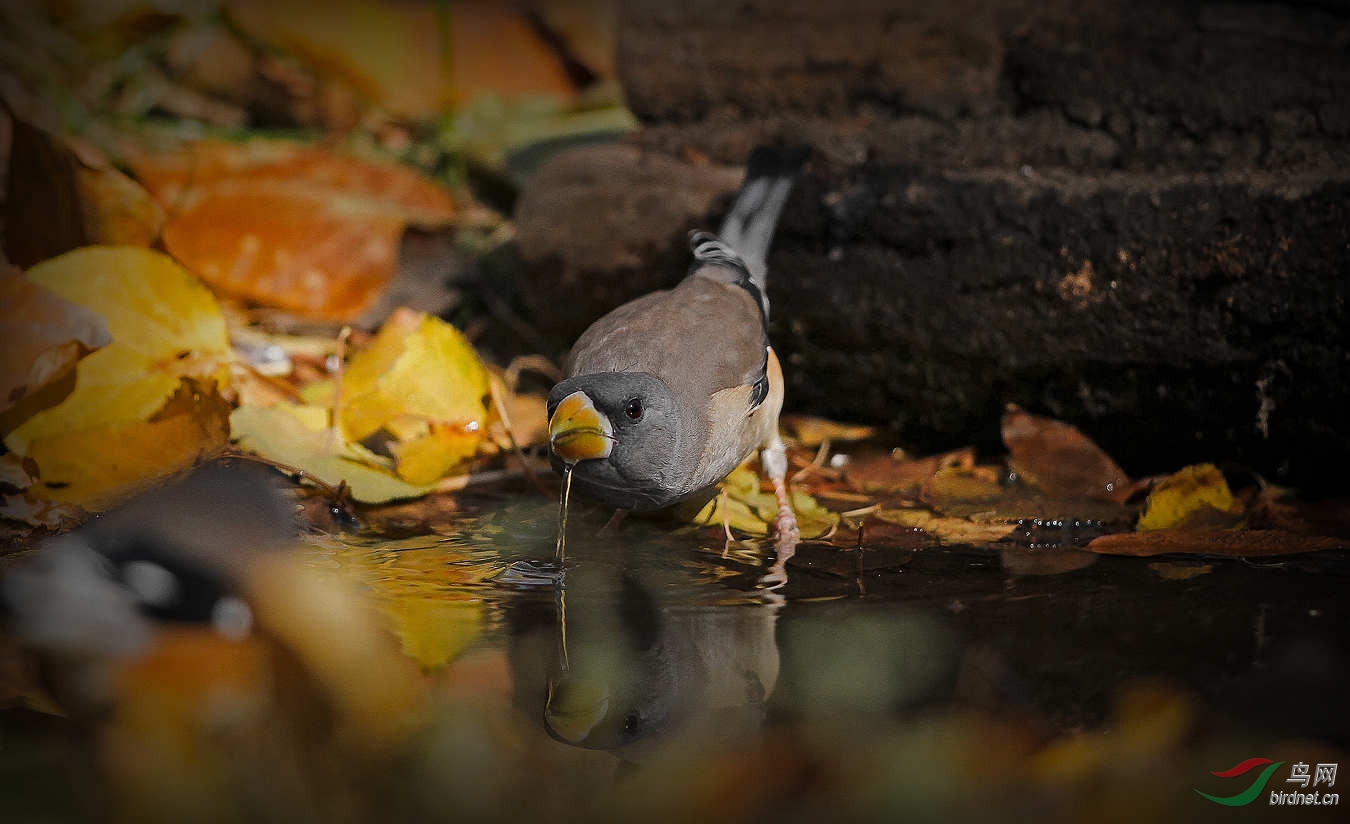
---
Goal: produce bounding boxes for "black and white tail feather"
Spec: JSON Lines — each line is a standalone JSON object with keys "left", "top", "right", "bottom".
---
{"left": 689, "top": 145, "right": 808, "bottom": 319}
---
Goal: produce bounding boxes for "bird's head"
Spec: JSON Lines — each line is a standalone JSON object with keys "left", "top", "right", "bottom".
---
{"left": 546, "top": 371, "right": 686, "bottom": 510}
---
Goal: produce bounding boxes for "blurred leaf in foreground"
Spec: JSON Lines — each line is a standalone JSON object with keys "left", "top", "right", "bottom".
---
{"left": 226, "top": 0, "right": 577, "bottom": 119}
{"left": 127, "top": 139, "right": 455, "bottom": 321}
{"left": 0, "top": 264, "right": 109, "bottom": 416}
{"left": 0, "top": 101, "right": 164, "bottom": 267}
{"left": 26, "top": 379, "right": 230, "bottom": 511}
{"left": 4, "top": 247, "right": 231, "bottom": 510}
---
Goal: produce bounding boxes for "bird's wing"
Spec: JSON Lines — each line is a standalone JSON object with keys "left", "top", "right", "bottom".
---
{"left": 566, "top": 274, "right": 769, "bottom": 414}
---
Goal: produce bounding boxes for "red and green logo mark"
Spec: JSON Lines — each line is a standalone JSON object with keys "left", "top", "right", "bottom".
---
{"left": 1195, "top": 758, "right": 1285, "bottom": 806}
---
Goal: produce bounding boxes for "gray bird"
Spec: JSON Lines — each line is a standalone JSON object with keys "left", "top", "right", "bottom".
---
{"left": 547, "top": 146, "right": 807, "bottom": 543}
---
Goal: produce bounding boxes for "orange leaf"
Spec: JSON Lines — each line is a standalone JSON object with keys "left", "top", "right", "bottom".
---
{"left": 162, "top": 184, "right": 406, "bottom": 320}
{"left": 127, "top": 140, "right": 454, "bottom": 227}
{"left": 128, "top": 140, "right": 455, "bottom": 320}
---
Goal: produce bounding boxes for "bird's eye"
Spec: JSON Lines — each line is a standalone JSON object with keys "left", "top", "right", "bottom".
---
{"left": 623, "top": 398, "right": 643, "bottom": 421}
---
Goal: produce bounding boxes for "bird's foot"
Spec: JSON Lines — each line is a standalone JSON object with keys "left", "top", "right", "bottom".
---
{"left": 762, "top": 475, "right": 799, "bottom": 588}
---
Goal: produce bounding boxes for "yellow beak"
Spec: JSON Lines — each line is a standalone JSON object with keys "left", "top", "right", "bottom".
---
{"left": 548, "top": 391, "right": 613, "bottom": 464}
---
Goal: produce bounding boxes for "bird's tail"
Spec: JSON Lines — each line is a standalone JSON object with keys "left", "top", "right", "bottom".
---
{"left": 716, "top": 145, "right": 809, "bottom": 290}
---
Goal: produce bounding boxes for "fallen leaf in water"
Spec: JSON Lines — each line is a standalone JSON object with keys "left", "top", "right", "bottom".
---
{"left": 1087, "top": 528, "right": 1344, "bottom": 557}
{"left": 0, "top": 265, "right": 109, "bottom": 416}
{"left": 126, "top": 139, "right": 455, "bottom": 320}
{"left": 874, "top": 508, "right": 1015, "bottom": 544}
{"left": 1002, "top": 407, "right": 1131, "bottom": 501}
{"left": 1, "top": 105, "right": 163, "bottom": 267}
{"left": 687, "top": 465, "right": 839, "bottom": 539}
{"left": 1136, "top": 464, "right": 1242, "bottom": 531}
{"left": 1147, "top": 561, "right": 1214, "bottom": 580}
{"left": 780, "top": 414, "right": 876, "bottom": 447}
{"left": 229, "top": 403, "right": 435, "bottom": 504}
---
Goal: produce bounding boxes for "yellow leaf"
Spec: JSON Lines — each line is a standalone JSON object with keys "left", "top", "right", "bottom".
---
{"left": 687, "top": 465, "right": 839, "bottom": 539}
{"left": 25, "top": 379, "right": 230, "bottom": 511}
{"left": 1136, "top": 464, "right": 1239, "bottom": 531}
{"left": 780, "top": 413, "right": 876, "bottom": 447}
{"left": 390, "top": 424, "right": 481, "bottom": 485}
{"left": 340, "top": 309, "right": 488, "bottom": 442}
{"left": 230, "top": 404, "right": 434, "bottom": 503}
{"left": 6, "top": 247, "right": 230, "bottom": 455}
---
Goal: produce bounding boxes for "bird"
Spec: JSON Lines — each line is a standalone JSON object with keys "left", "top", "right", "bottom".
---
{"left": 546, "top": 146, "right": 808, "bottom": 547}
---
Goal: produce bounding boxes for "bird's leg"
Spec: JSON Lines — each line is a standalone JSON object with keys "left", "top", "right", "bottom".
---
{"left": 719, "top": 488, "right": 734, "bottom": 548}
{"left": 760, "top": 435, "right": 799, "bottom": 584}
{"left": 598, "top": 508, "right": 628, "bottom": 535}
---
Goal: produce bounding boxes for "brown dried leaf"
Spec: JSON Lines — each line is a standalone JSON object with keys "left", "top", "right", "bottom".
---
{"left": 0, "top": 265, "right": 110, "bottom": 414}
{"left": 1002, "top": 407, "right": 1131, "bottom": 501}
{"left": 1087, "top": 529, "right": 1345, "bottom": 558}
{"left": 844, "top": 447, "right": 975, "bottom": 497}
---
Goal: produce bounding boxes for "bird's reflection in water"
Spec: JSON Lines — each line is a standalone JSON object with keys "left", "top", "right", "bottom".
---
{"left": 506, "top": 547, "right": 781, "bottom": 764}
